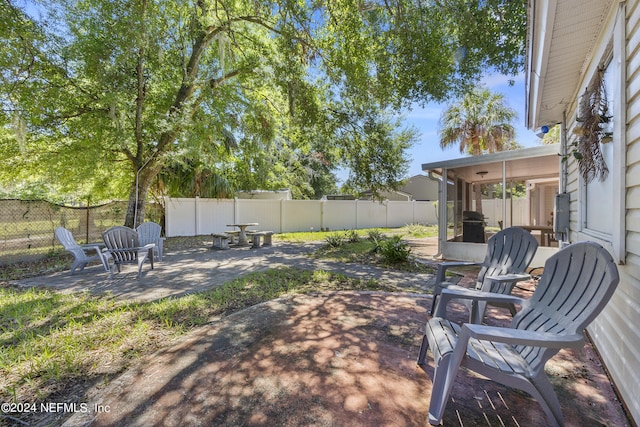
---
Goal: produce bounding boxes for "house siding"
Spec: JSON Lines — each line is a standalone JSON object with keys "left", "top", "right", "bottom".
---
{"left": 559, "top": 1, "right": 640, "bottom": 422}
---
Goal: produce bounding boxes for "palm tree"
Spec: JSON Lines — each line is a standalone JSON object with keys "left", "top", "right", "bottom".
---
{"left": 439, "top": 87, "right": 517, "bottom": 214}
{"left": 439, "top": 87, "right": 517, "bottom": 155}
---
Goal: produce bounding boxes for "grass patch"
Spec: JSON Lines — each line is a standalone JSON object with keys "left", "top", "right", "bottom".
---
{"left": 314, "top": 234, "right": 433, "bottom": 274}
{"left": 276, "top": 225, "right": 437, "bottom": 243}
{"left": 401, "top": 223, "right": 438, "bottom": 238}
{"left": 276, "top": 227, "right": 397, "bottom": 243}
{"left": 0, "top": 267, "right": 397, "bottom": 416}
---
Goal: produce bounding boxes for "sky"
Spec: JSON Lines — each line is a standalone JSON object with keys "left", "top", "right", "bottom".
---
{"left": 400, "top": 72, "right": 542, "bottom": 177}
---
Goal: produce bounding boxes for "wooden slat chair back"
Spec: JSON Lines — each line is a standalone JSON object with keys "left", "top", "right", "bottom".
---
{"left": 136, "top": 221, "right": 165, "bottom": 261}
{"left": 431, "top": 226, "right": 539, "bottom": 322}
{"left": 55, "top": 226, "right": 108, "bottom": 274}
{"left": 102, "top": 226, "right": 155, "bottom": 279}
{"left": 418, "top": 241, "right": 620, "bottom": 426}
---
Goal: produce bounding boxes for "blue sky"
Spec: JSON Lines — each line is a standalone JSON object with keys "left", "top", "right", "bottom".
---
{"left": 401, "top": 72, "right": 541, "bottom": 177}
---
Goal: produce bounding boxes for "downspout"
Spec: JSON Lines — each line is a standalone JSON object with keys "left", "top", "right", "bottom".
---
{"left": 561, "top": 111, "right": 568, "bottom": 194}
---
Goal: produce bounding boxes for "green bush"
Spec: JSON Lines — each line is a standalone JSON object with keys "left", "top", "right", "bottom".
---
{"left": 379, "top": 235, "right": 411, "bottom": 264}
{"left": 345, "top": 229, "right": 360, "bottom": 243}
{"left": 367, "top": 229, "right": 385, "bottom": 254}
{"left": 367, "top": 229, "right": 385, "bottom": 242}
{"left": 402, "top": 223, "right": 434, "bottom": 237}
{"left": 325, "top": 232, "right": 345, "bottom": 248}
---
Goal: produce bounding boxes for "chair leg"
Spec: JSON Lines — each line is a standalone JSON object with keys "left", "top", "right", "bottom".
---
{"left": 70, "top": 259, "right": 83, "bottom": 275}
{"left": 427, "top": 352, "right": 455, "bottom": 425}
{"left": 417, "top": 334, "right": 430, "bottom": 365}
{"left": 528, "top": 374, "right": 564, "bottom": 427}
{"left": 469, "top": 300, "right": 487, "bottom": 324}
{"left": 426, "top": 320, "right": 466, "bottom": 426}
{"left": 429, "top": 293, "right": 439, "bottom": 316}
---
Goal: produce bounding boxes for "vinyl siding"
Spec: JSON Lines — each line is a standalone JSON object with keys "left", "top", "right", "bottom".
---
{"left": 590, "top": 0, "right": 640, "bottom": 422}
{"left": 560, "top": 1, "right": 640, "bottom": 422}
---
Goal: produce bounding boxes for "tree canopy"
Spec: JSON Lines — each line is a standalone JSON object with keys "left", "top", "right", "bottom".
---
{"left": 439, "top": 86, "right": 519, "bottom": 155}
{"left": 0, "top": 0, "right": 527, "bottom": 226}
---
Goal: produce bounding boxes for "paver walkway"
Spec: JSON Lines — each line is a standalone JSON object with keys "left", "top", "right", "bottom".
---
{"left": 13, "top": 238, "right": 441, "bottom": 302}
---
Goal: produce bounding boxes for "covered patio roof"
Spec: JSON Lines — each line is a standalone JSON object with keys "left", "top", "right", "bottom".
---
{"left": 421, "top": 144, "right": 560, "bottom": 183}
{"left": 526, "top": 0, "right": 615, "bottom": 129}
{"left": 421, "top": 145, "right": 561, "bottom": 264}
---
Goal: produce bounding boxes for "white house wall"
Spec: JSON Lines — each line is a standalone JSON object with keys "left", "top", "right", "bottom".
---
{"left": 557, "top": 1, "right": 640, "bottom": 421}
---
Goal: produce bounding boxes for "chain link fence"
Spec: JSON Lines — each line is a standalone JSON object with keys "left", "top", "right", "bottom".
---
{"left": 0, "top": 199, "right": 164, "bottom": 265}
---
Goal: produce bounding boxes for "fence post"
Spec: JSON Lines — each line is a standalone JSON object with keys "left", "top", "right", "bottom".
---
{"left": 413, "top": 200, "right": 417, "bottom": 224}
{"left": 195, "top": 196, "right": 200, "bottom": 236}
{"left": 85, "top": 205, "right": 90, "bottom": 243}
{"left": 355, "top": 199, "right": 358, "bottom": 229}
{"left": 385, "top": 200, "right": 389, "bottom": 228}
{"left": 280, "top": 199, "right": 285, "bottom": 233}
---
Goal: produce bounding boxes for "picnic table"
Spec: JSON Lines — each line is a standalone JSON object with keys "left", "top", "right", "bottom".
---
{"left": 226, "top": 223, "right": 258, "bottom": 246}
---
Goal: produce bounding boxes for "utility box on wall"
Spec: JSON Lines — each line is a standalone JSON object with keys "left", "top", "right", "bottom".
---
{"left": 553, "top": 193, "right": 570, "bottom": 240}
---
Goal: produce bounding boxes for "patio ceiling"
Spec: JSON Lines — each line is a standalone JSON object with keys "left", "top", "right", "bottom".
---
{"left": 421, "top": 145, "right": 560, "bottom": 184}
{"left": 526, "top": 0, "right": 615, "bottom": 129}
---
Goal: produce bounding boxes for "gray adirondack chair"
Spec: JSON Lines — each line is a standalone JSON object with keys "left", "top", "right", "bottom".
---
{"left": 102, "top": 226, "right": 155, "bottom": 279}
{"left": 55, "top": 227, "right": 109, "bottom": 274}
{"left": 430, "top": 226, "right": 538, "bottom": 323}
{"left": 135, "top": 221, "right": 165, "bottom": 261}
{"left": 417, "top": 241, "right": 620, "bottom": 426}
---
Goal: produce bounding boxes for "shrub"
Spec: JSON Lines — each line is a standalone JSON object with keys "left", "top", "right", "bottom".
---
{"left": 367, "top": 229, "right": 385, "bottom": 254}
{"left": 367, "top": 229, "right": 385, "bottom": 242}
{"left": 345, "top": 229, "right": 360, "bottom": 243}
{"left": 402, "top": 223, "right": 432, "bottom": 237}
{"left": 379, "top": 235, "right": 411, "bottom": 264}
{"left": 325, "top": 232, "right": 345, "bottom": 248}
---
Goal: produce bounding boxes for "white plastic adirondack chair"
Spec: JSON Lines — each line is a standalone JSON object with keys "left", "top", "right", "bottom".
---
{"left": 55, "top": 227, "right": 109, "bottom": 274}
{"left": 430, "top": 226, "right": 538, "bottom": 323}
{"left": 102, "top": 226, "right": 155, "bottom": 279}
{"left": 136, "top": 221, "right": 165, "bottom": 261}
{"left": 417, "top": 241, "right": 620, "bottom": 426}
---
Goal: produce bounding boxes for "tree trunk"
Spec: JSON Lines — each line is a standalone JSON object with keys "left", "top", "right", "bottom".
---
{"left": 124, "top": 167, "right": 158, "bottom": 229}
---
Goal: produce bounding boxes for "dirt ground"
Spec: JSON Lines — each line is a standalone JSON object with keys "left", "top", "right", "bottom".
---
{"left": 63, "top": 289, "right": 630, "bottom": 427}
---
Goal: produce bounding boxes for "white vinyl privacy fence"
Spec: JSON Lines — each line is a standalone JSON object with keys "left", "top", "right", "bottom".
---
{"left": 164, "top": 197, "right": 439, "bottom": 236}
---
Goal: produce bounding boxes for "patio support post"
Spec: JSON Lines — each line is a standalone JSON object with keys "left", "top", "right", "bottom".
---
{"left": 502, "top": 161, "right": 507, "bottom": 227}
{"left": 438, "top": 168, "right": 448, "bottom": 256}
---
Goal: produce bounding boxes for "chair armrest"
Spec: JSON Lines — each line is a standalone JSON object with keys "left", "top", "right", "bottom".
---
{"left": 80, "top": 243, "right": 105, "bottom": 255}
{"left": 460, "top": 323, "right": 585, "bottom": 349}
{"left": 435, "top": 261, "right": 482, "bottom": 283}
{"left": 433, "top": 287, "right": 525, "bottom": 318}
{"left": 104, "top": 244, "right": 155, "bottom": 255}
{"left": 485, "top": 273, "right": 531, "bottom": 284}
{"left": 81, "top": 242, "right": 105, "bottom": 249}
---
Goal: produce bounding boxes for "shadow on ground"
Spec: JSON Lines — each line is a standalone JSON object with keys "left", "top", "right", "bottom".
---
{"left": 64, "top": 291, "right": 629, "bottom": 427}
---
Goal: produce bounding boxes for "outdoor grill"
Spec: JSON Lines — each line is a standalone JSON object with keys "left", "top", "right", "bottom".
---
{"left": 462, "top": 210, "right": 486, "bottom": 243}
